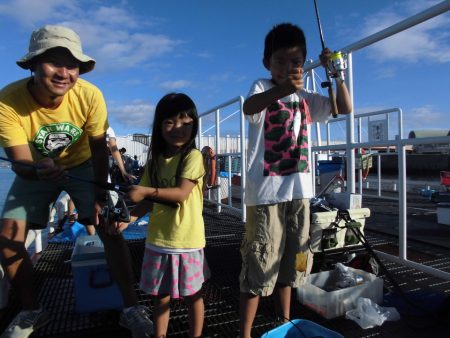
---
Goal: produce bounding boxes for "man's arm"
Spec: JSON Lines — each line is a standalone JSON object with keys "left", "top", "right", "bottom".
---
{"left": 5, "top": 144, "right": 38, "bottom": 179}
{"left": 5, "top": 144, "right": 65, "bottom": 180}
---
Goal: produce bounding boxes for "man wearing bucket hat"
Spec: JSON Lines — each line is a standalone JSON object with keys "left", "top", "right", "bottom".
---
{"left": 0, "top": 25, "right": 153, "bottom": 338}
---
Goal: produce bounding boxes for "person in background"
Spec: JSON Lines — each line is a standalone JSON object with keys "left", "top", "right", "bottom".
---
{"left": 132, "top": 155, "right": 140, "bottom": 176}
{"left": 0, "top": 25, "right": 153, "bottom": 338}
{"left": 47, "top": 191, "right": 76, "bottom": 233}
{"left": 239, "top": 23, "right": 352, "bottom": 338}
{"left": 107, "top": 127, "right": 136, "bottom": 184}
{"left": 117, "top": 93, "right": 209, "bottom": 338}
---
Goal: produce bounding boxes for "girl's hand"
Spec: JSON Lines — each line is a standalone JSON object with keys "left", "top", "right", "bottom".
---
{"left": 319, "top": 48, "right": 332, "bottom": 69}
{"left": 126, "top": 185, "right": 148, "bottom": 203}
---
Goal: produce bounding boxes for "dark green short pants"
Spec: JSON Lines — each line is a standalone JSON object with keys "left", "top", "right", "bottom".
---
{"left": 1, "top": 160, "right": 96, "bottom": 229}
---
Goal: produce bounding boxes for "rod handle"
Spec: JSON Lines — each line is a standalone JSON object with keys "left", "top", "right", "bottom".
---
{"left": 328, "top": 85, "right": 339, "bottom": 118}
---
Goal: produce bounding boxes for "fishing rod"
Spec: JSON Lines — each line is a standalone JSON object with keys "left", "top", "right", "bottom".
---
{"left": 0, "top": 156, "right": 178, "bottom": 208}
{"left": 313, "top": 0, "right": 341, "bottom": 118}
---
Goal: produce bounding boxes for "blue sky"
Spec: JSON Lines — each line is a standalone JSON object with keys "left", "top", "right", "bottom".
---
{"left": 0, "top": 0, "right": 449, "bottom": 139}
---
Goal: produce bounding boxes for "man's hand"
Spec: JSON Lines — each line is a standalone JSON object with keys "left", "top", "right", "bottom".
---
{"left": 114, "top": 220, "right": 131, "bottom": 234}
{"left": 36, "top": 157, "right": 66, "bottom": 181}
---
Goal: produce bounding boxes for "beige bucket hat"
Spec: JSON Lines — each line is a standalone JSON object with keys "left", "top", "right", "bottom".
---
{"left": 16, "top": 25, "right": 96, "bottom": 74}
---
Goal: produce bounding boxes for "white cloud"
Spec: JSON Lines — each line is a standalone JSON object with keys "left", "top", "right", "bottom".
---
{"left": 108, "top": 100, "right": 155, "bottom": 130}
{"left": 0, "top": 0, "right": 182, "bottom": 71}
{"left": 160, "top": 80, "right": 193, "bottom": 90}
{"left": 0, "top": 0, "right": 78, "bottom": 27}
{"left": 405, "top": 105, "right": 448, "bottom": 132}
{"left": 92, "top": 6, "right": 138, "bottom": 28}
{"left": 361, "top": 0, "right": 450, "bottom": 64}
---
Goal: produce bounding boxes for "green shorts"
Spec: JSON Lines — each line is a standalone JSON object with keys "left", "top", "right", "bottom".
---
{"left": 1, "top": 160, "right": 96, "bottom": 229}
{"left": 239, "top": 199, "right": 314, "bottom": 296}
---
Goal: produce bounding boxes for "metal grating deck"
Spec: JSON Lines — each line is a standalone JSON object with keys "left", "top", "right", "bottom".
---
{"left": 1, "top": 204, "right": 450, "bottom": 337}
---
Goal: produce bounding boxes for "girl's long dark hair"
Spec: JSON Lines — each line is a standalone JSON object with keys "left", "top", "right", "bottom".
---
{"left": 146, "top": 93, "right": 199, "bottom": 187}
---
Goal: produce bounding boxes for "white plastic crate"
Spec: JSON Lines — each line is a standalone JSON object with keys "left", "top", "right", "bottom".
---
{"left": 297, "top": 267, "right": 383, "bottom": 319}
{"left": 310, "top": 208, "right": 370, "bottom": 252}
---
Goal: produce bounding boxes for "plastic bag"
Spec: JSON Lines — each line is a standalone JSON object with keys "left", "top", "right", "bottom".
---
{"left": 345, "top": 297, "right": 400, "bottom": 329}
{"left": 324, "top": 263, "right": 364, "bottom": 291}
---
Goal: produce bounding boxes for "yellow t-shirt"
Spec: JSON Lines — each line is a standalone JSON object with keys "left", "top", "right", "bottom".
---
{"left": 140, "top": 149, "right": 206, "bottom": 249}
{"left": 0, "top": 77, "right": 108, "bottom": 168}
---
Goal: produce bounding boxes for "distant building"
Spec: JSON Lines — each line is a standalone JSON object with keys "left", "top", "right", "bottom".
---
{"left": 408, "top": 130, "right": 450, "bottom": 154}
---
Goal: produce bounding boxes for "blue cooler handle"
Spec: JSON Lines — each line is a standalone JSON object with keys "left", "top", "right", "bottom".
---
{"left": 89, "top": 267, "right": 114, "bottom": 288}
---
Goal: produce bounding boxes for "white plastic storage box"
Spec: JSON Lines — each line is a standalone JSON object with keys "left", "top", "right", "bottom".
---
{"left": 297, "top": 267, "right": 383, "bottom": 319}
{"left": 310, "top": 208, "right": 370, "bottom": 253}
{"left": 71, "top": 235, "right": 123, "bottom": 313}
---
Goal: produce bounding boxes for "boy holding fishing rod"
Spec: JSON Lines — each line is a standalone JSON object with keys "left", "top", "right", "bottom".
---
{"left": 239, "top": 22, "right": 352, "bottom": 338}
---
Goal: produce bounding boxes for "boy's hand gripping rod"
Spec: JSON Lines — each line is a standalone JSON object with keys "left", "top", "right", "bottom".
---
{"left": 313, "top": 0, "right": 339, "bottom": 118}
{"left": 0, "top": 156, "right": 178, "bottom": 208}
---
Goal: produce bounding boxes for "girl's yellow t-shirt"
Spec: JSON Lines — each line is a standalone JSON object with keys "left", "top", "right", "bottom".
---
{"left": 0, "top": 77, "right": 108, "bottom": 168}
{"left": 140, "top": 149, "right": 206, "bottom": 249}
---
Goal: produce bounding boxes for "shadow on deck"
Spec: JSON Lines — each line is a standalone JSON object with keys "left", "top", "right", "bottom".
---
{"left": 1, "top": 203, "right": 450, "bottom": 337}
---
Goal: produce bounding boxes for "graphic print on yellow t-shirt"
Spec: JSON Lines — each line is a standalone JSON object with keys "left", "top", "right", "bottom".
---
{"left": 33, "top": 122, "right": 82, "bottom": 158}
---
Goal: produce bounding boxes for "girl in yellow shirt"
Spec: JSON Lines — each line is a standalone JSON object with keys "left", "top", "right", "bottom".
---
{"left": 118, "top": 93, "right": 209, "bottom": 338}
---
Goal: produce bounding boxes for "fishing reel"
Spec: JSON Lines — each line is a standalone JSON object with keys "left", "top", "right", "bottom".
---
{"left": 328, "top": 51, "right": 347, "bottom": 81}
{"left": 100, "top": 192, "right": 130, "bottom": 223}
{"left": 320, "top": 50, "right": 347, "bottom": 89}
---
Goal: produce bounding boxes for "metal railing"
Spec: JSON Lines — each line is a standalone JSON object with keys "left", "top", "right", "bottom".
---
{"left": 198, "top": 96, "right": 247, "bottom": 221}
{"left": 200, "top": 1, "right": 450, "bottom": 281}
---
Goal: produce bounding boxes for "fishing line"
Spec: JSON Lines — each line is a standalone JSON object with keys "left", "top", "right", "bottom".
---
{"left": 0, "top": 155, "right": 177, "bottom": 208}
{"left": 312, "top": 0, "right": 339, "bottom": 118}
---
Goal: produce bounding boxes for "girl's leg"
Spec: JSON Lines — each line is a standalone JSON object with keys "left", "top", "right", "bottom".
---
{"left": 184, "top": 291, "right": 204, "bottom": 338}
{"left": 153, "top": 294, "right": 171, "bottom": 338}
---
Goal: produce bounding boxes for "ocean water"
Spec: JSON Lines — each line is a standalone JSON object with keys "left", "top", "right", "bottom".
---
{"left": 0, "top": 168, "right": 15, "bottom": 215}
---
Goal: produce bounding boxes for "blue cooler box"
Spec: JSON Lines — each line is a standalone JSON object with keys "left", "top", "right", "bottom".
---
{"left": 71, "top": 235, "right": 123, "bottom": 313}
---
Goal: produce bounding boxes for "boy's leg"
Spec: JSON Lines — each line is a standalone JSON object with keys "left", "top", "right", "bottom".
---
{"left": 153, "top": 295, "right": 171, "bottom": 337}
{"left": 185, "top": 292, "right": 204, "bottom": 338}
{"left": 239, "top": 204, "right": 285, "bottom": 337}
{"left": 239, "top": 292, "right": 259, "bottom": 338}
{"left": 274, "top": 284, "right": 291, "bottom": 322}
{"left": 276, "top": 199, "right": 312, "bottom": 322}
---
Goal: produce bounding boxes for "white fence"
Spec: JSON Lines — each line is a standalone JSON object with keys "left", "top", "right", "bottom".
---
{"left": 115, "top": 134, "right": 243, "bottom": 166}
{"left": 193, "top": 1, "right": 450, "bottom": 283}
